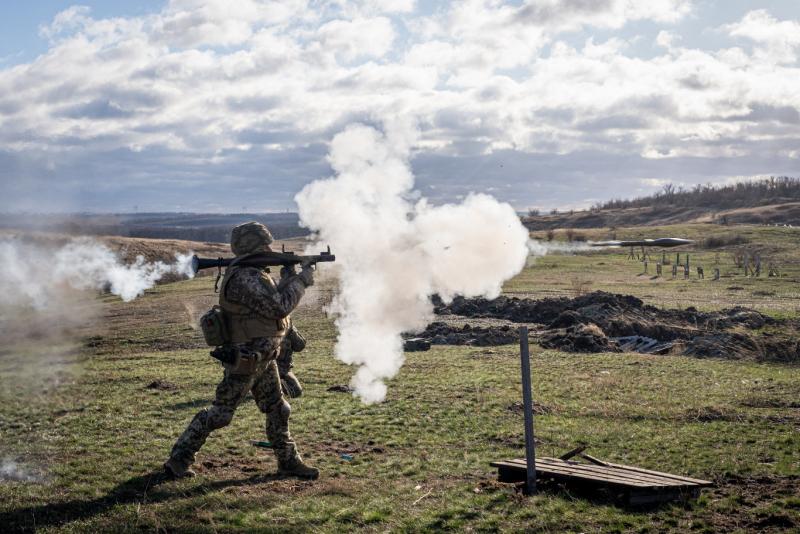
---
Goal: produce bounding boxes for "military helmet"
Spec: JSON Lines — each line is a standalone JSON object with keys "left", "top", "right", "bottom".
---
{"left": 230, "top": 221, "right": 273, "bottom": 256}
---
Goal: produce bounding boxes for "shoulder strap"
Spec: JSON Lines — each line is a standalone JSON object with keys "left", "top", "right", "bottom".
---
{"left": 218, "top": 253, "right": 251, "bottom": 295}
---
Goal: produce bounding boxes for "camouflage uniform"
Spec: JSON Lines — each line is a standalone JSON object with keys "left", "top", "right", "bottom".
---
{"left": 278, "top": 322, "right": 305, "bottom": 398}
{"left": 165, "top": 222, "right": 316, "bottom": 479}
{"left": 276, "top": 268, "right": 306, "bottom": 399}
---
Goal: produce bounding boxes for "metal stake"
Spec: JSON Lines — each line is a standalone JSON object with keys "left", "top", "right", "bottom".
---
{"left": 519, "top": 326, "right": 537, "bottom": 495}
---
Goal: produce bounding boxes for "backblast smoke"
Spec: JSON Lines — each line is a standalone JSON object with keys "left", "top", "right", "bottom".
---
{"left": 0, "top": 236, "right": 196, "bottom": 395}
{"left": 296, "top": 122, "right": 530, "bottom": 403}
{"left": 1, "top": 236, "right": 195, "bottom": 308}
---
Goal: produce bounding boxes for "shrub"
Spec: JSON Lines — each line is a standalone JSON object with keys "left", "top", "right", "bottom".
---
{"left": 570, "top": 277, "right": 593, "bottom": 296}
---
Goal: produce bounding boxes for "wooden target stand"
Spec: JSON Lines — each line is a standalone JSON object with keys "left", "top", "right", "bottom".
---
{"left": 491, "top": 327, "right": 712, "bottom": 506}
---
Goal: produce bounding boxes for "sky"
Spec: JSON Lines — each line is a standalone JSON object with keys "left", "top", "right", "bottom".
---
{"left": 0, "top": 0, "right": 798, "bottom": 213}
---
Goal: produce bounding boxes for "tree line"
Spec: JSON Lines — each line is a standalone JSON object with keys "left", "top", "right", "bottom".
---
{"left": 594, "top": 176, "right": 800, "bottom": 211}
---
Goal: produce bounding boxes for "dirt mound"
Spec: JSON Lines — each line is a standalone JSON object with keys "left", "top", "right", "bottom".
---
{"left": 403, "top": 322, "right": 518, "bottom": 350}
{"left": 435, "top": 291, "right": 798, "bottom": 361}
{"left": 540, "top": 323, "right": 618, "bottom": 353}
{"left": 436, "top": 292, "right": 772, "bottom": 332}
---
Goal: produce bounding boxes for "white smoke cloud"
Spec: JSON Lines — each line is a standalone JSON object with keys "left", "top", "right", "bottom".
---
{"left": 0, "top": 458, "right": 42, "bottom": 483}
{"left": 296, "top": 122, "right": 530, "bottom": 403}
{"left": 1, "top": 237, "right": 195, "bottom": 309}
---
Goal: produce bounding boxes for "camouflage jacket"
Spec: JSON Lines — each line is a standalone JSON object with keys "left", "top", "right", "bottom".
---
{"left": 224, "top": 266, "right": 307, "bottom": 320}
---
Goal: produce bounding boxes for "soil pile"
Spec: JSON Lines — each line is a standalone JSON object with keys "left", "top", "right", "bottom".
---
{"left": 433, "top": 291, "right": 798, "bottom": 361}
{"left": 403, "top": 322, "right": 518, "bottom": 350}
{"left": 540, "top": 323, "right": 619, "bottom": 353}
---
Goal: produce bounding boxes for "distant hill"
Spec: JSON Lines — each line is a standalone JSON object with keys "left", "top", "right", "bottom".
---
{"left": 525, "top": 176, "right": 800, "bottom": 230}
{"left": 0, "top": 212, "right": 309, "bottom": 243}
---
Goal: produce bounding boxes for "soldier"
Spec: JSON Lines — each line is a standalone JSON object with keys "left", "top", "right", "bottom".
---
{"left": 164, "top": 222, "right": 318, "bottom": 479}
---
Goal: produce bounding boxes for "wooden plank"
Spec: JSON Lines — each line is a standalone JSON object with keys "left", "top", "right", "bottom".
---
{"left": 535, "top": 459, "right": 689, "bottom": 487}
{"left": 494, "top": 459, "right": 649, "bottom": 487}
{"left": 491, "top": 457, "right": 710, "bottom": 506}
{"left": 536, "top": 463, "right": 678, "bottom": 488}
{"left": 492, "top": 460, "right": 654, "bottom": 488}
{"left": 503, "top": 457, "right": 711, "bottom": 487}
{"left": 559, "top": 445, "right": 587, "bottom": 461}
{"left": 505, "top": 458, "right": 688, "bottom": 487}
{"left": 603, "top": 461, "right": 712, "bottom": 486}
{"left": 580, "top": 453, "right": 609, "bottom": 467}
{"left": 494, "top": 461, "right": 638, "bottom": 490}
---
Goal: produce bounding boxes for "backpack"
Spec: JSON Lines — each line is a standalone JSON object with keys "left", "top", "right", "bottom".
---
{"left": 199, "top": 305, "right": 230, "bottom": 347}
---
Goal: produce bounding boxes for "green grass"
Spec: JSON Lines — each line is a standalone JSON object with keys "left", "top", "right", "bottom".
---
{"left": 1, "top": 223, "right": 798, "bottom": 532}
{"left": 522, "top": 223, "right": 800, "bottom": 315}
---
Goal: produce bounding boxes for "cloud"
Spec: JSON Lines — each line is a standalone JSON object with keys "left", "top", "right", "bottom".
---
{"left": 0, "top": 2, "right": 798, "bottom": 211}
{"left": 316, "top": 17, "right": 396, "bottom": 62}
{"left": 725, "top": 9, "right": 800, "bottom": 64}
{"left": 151, "top": 0, "right": 308, "bottom": 48}
{"left": 513, "top": 0, "right": 691, "bottom": 30}
{"left": 38, "top": 5, "right": 93, "bottom": 40}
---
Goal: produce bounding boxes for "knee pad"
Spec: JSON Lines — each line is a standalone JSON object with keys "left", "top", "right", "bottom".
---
{"left": 278, "top": 399, "right": 291, "bottom": 422}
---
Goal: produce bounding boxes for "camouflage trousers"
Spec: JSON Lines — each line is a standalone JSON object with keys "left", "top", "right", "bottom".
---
{"left": 168, "top": 338, "right": 301, "bottom": 470}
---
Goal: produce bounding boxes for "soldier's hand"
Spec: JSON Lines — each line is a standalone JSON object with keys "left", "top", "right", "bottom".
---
{"left": 298, "top": 261, "right": 315, "bottom": 287}
{"left": 280, "top": 264, "right": 297, "bottom": 279}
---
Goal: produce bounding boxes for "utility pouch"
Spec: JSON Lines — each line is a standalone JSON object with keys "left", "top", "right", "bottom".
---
{"left": 287, "top": 325, "right": 306, "bottom": 352}
{"left": 210, "top": 345, "right": 238, "bottom": 366}
{"left": 200, "top": 305, "right": 230, "bottom": 347}
{"left": 228, "top": 349, "right": 259, "bottom": 374}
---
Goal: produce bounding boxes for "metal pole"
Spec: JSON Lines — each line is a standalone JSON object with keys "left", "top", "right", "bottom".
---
{"left": 519, "top": 326, "right": 537, "bottom": 495}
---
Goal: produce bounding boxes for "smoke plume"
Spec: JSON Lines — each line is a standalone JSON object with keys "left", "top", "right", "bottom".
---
{"left": 0, "top": 236, "right": 196, "bottom": 396}
{"left": 527, "top": 239, "right": 593, "bottom": 256}
{"left": 0, "top": 458, "right": 42, "bottom": 483}
{"left": 296, "top": 122, "right": 530, "bottom": 403}
{"left": 1, "top": 236, "right": 195, "bottom": 309}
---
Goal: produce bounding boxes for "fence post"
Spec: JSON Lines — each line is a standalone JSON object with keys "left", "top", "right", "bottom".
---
{"left": 519, "top": 326, "right": 536, "bottom": 496}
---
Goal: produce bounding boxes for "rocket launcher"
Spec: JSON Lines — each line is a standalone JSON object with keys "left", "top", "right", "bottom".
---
{"left": 191, "top": 245, "right": 335, "bottom": 275}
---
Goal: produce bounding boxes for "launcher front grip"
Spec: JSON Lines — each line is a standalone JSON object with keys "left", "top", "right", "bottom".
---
{"left": 191, "top": 248, "right": 335, "bottom": 275}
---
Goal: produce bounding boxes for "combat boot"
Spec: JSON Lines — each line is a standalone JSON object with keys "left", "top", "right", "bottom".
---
{"left": 278, "top": 455, "right": 319, "bottom": 479}
{"left": 163, "top": 457, "right": 196, "bottom": 479}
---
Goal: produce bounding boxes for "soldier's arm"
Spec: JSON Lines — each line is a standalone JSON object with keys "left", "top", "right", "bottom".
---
{"left": 226, "top": 267, "right": 308, "bottom": 319}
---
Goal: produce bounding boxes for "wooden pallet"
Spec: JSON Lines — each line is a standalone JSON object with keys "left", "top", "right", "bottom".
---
{"left": 491, "top": 457, "right": 713, "bottom": 506}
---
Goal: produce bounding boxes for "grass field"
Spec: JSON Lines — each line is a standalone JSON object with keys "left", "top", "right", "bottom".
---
{"left": 1, "top": 224, "right": 798, "bottom": 532}
{"left": 523, "top": 224, "right": 800, "bottom": 316}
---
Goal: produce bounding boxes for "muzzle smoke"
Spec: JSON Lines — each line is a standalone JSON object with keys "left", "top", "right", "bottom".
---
{"left": 296, "top": 123, "right": 530, "bottom": 403}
